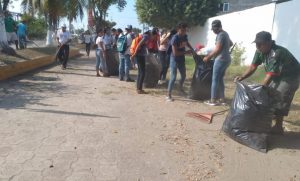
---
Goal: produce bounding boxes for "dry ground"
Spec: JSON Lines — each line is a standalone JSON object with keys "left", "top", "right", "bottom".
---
{"left": 0, "top": 51, "right": 299, "bottom": 181}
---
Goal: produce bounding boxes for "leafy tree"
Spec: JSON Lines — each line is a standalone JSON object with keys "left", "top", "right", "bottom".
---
{"left": 21, "top": 0, "right": 88, "bottom": 45}
{"left": 132, "top": 27, "right": 141, "bottom": 35}
{"left": 136, "top": 0, "right": 221, "bottom": 28}
{"left": 89, "top": 0, "right": 126, "bottom": 30}
{"left": 21, "top": 13, "right": 47, "bottom": 39}
{"left": 231, "top": 42, "right": 246, "bottom": 66}
{"left": 65, "top": 0, "right": 87, "bottom": 33}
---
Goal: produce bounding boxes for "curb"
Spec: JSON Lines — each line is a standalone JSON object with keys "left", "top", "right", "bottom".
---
{"left": 0, "top": 48, "right": 81, "bottom": 81}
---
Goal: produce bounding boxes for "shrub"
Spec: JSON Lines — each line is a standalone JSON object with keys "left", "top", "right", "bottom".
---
{"left": 231, "top": 42, "right": 246, "bottom": 66}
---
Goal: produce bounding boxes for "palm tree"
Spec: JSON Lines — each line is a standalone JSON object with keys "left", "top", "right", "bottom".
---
{"left": 90, "top": 0, "right": 126, "bottom": 30}
{"left": 65, "top": 0, "right": 87, "bottom": 34}
{"left": 21, "top": 0, "right": 65, "bottom": 45}
{"left": 21, "top": 0, "right": 88, "bottom": 45}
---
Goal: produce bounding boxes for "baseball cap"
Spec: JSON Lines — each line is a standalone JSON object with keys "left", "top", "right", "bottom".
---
{"left": 62, "top": 24, "right": 67, "bottom": 28}
{"left": 253, "top": 31, "right": 272, "bottom": 43}
{"left": 211, "top": 20, "right": 222, "bottom": 29}
{"left": 125, "top": 25, "right": 132, "bottom": 30}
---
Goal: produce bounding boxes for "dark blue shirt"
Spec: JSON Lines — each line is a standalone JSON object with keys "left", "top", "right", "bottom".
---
{"left": 170, "top": 34, "right": 188, "bottom": 57}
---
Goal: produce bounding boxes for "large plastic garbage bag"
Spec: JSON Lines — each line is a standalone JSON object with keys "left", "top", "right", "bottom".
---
{"left": 106, "top": 50, "right": 119, "bottom": 76}
{"left": 222, "top": 81, "right": 279, "bottom": 153}
{"left": 189, "top": 55, "right": 214, "bottom": 100}
{"left": 144, "top": 54, "right": 161, "bottom": 88}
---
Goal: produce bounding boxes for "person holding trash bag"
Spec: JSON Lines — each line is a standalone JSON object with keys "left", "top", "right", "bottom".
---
{"left": 166, "top": 23, "right": 196, "bottom": 102}
{"left": 203, "top": 20, "right": 233, "bottom": 106}
{"left": 131, "top": 30, "right": 158, "bottom": 94}
{"left": 235, "top": 31, "right": 300, "bottom": 134}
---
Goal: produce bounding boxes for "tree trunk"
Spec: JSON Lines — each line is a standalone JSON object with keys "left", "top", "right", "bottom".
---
{"left": 0, "top": 3, "right": 8, "bottom": 48}
{"left": 68, "top": 19, "right": 72, "bottom": 34}
{"left": 45, "top": 18, "right": 54, "bottom": 46}
{"left": 0, "top": 4, "right": 15, "bottom": 55}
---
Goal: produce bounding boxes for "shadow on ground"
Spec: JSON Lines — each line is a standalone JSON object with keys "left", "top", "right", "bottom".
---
{"left": 0, "top": 55, "right": 88, "bottom": 110}
{"left": 16, "top": 107, "right": 120, "bottom": 118}
{"left": 0, "top": 76, "right": 68, "bottom": 110}
{"left": 269, "top": 132, "right": 300, "bottom": 150}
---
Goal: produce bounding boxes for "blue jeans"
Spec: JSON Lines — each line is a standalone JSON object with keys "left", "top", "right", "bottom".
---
{"left": 18, "top": 34, "right": 27, "bottom": 49}
{"left": 159, "top": 51, "right": 170, "bottom": 80}
{"left": 167, "top": 56, "right": 186, "bottom": 95}
{"left": 211, "top": 60, "right": 231, "bottom": 100}
{"left": 96, "top": 49, "right": 108, "bottom": 73}
{"left": 119, "top": 53, "right": 131, "bottom": 79}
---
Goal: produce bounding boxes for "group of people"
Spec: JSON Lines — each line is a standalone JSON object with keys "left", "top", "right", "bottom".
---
{"left": 58, "top": 20, "right": 300, "bottom": 134}
{"left": 4, "top": 11, "right": 28, "bottom": 49}
{"left": 92, "top": 23, "right": 197, "bottom": 96}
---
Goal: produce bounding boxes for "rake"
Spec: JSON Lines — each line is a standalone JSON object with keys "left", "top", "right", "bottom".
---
{"left": 186, "top": 109, "right": 229, "bottom": 124}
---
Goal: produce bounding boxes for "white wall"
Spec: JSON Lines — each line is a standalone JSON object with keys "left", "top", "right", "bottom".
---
{"left": 272, "top": 0, "right": 300, "bottom": 62}
{"left": 188, "top": 3, "right": 276, "bottom": 65}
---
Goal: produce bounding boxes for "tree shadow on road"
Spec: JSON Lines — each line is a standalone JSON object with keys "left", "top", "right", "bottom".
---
{"left": 0, "top": 74, "right": 69, "bottom": 110}
{"left": 42, "top": 70, "right": 97, "bottom": 77}
{"left": 17, "top": 108, "right": 119, "bottom": 118}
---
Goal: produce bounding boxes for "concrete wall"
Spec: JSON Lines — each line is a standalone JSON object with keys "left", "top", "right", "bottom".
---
{"left": 188, "top": 3, "right": 276, "bottom": 65}
{"left": 272, "top": 0, "right": 300, "bottom": 62}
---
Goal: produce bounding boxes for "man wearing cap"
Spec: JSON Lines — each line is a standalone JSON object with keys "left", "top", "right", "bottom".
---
{"left": 204, "top": 19, "right": 233, "bottom": 106}
{"left": 235, "top": 31, "right": 300, "bottom": 134}
{"left": 57, "top": 24, "right": 71, "bottom": 70}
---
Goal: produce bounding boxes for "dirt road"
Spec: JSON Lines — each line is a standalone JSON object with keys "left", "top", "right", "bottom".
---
{"left": 0, "top": 51, "right": 299, "bottom": 181}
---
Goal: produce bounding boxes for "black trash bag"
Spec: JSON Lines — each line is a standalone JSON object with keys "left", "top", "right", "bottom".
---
{"left": 106, "top": 50, "right": 119, "bottom": 76}
{"left": 144, "top": 54, "right": 161, "bottom": 88}
{"left": 189, "top": 55, "right": 214, "bottom": 100}
{"left": 222, "top": 82, "right": 279, "bottom": 153}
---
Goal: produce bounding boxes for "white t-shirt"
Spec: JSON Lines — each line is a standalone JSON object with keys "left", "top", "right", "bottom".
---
{"left": 124, "top": 33, "right": 133, "bottom": 55}
{"left": 57, "top": 31, "right": 71, "bottom": 45}
{"left": 84, "top": 34, "right": 92, "bottom": 43}
{"left": 96, "top": 36, "right": 102, "bottom": 50}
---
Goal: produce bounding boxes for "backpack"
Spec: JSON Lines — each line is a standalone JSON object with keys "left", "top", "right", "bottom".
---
{"left": 130, "top": 34, "right": 143, "bottom": 55}
{"left": 117, "top": 34, "right": 127, "bottom": 53}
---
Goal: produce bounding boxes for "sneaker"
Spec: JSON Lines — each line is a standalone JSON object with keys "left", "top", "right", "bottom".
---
{"left": 165, "top": 96, "right": 174, "bottom": 102}
{"left": 137, "top": 90, "right": 147, "bottom": 94}
{"left": 204, "top": 100, "right": 219, "bottom": 106}
{"left": 96, "top": 74, "right": 101, "bottom": 77}
{"left": 158, "top": 80, "right": 165, "bottom": 85}
{"left": 218, "top": 99, "right": 228, "bottom": 106}
{"left": 126, "top": 78, "right": 135, "bottom": 82}
{"left": 120, "top": 77, "right": 124, "bottom": 81}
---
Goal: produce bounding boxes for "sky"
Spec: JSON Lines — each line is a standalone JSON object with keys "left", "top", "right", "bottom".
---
{"left": 9, "top": 0, "right": 142, "bottom": 30}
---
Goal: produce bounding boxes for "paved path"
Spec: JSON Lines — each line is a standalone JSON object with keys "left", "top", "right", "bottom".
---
{"left": 0, "top": 51, "right": 300, "bottom": 181}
